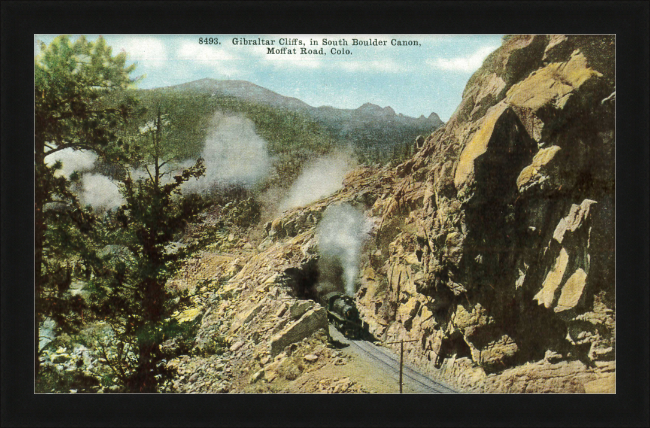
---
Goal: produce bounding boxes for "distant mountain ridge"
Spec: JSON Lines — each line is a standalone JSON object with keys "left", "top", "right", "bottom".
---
{"left": 160, "top": 78, "right": 444, "bottom": 134}
{"left": 166, "top": 79, "right": 312, "bottom": 111}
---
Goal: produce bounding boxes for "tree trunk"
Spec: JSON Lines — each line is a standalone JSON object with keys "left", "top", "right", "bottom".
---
{"left": 134, "top": 342, "right": 158, "bottom": 393}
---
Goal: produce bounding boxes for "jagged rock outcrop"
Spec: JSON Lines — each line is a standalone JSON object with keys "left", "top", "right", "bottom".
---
{"left": 356, "top": 35, "right": 615, "bottom": 392}
{"left": 270, "top": 307, "right": 328, "bottom": 356}
{"left": 172, "top": 35, "right": 615, "bottom": 393}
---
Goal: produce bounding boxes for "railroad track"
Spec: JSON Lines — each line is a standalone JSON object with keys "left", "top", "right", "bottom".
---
{"left": 350, "top": 339, "right": 457, "bottom": 394}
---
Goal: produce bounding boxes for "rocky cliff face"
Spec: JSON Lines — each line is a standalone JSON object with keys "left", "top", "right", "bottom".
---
{"left": 171, "top": 35, "right": 615, "bottom": 393}
{"left": 355, "top": 34, "right": 615, "bottom": 392}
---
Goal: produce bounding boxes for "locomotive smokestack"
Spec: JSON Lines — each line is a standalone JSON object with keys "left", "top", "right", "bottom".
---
{"left": 316, "top": 203, "right": 370, "bottom": 296}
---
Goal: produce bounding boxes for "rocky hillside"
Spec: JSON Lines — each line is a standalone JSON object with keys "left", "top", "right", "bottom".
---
{"left": 169, "top": 35, "right": 615, "bottom": 393}
{"left": 162, "top": 167, "right": 396, "bottom": 393}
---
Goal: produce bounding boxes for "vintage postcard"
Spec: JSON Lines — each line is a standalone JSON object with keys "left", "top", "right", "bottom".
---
{"left": 34, "top": 33, "right": 615, "bottom": 394}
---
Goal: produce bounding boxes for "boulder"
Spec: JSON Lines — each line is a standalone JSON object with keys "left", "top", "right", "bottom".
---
{"left": 505, "top": 50, "right": 604, "bottom": 141}
{"left": 250, "top": 369, "right": 264, "bottom": 384}
{"left": 264, "top": 370, "right": 278, "bottom": 382}
{"left": 290, "top": 300, "right": 314, "bottom": 320}
{"left": 304, "top": 354, "right": 319, "bottom": 362}
{"left": 516, "top": 145, "right": 562, "bottom": 192}
{"left": 229, "top": 341, "right": 244, "bottom": 352}
{"left": 269, "top": 308, "right": 328, "bottom": 356}
{"left": 552, "top": 199, "right": 596, "bottom": 244}
{"left": 175, "top": 307, "right": 202, "bottom": 324}
{"left": 534, "top": 248, "right": 570, "bottom": 308}
{"left": 555, "top": 268, "right": 588, "bottom": 312}
{"left": 269, "top": 218, "right": 284, "bottom": 238}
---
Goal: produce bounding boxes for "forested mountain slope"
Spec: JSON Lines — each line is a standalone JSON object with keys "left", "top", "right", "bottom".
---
{"left": 157, "top": 78, "right": 443, "bottom": 163}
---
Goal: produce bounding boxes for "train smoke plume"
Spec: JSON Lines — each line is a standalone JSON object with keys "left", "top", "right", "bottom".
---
{"left": 316, "top": 203, "right": 370, "bottom": 296}
{"left": 278, "top": 153, "right": 355, "bottom": 212}
{"left": 183, "top": 112, "right": 271, "bottom": 194}
{"left": 45, "top": 148, "right": 123, "bottom": 211}
{"left": 78, "top": 173, "right": 124, "bottom": 211}
{"left": 45, "top": 148, "right": 97, "bottom": 178}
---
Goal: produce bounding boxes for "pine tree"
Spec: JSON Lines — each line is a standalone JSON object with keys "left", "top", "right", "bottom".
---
{"left": 35, "top": 35, "right": 138, "bottom": 377}
{"left": 88, "top": 108, "right": 205, "bottom": 392}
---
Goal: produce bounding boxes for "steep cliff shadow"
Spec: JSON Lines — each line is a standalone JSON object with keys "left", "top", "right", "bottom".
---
{"left": 462, "top": 108, "right": 537, "bottom": 285}
{"left": 283, "top": 258, "right": 320, "bottom": 300}
{"left": 282, "top": 256, "right": 350, "bottom": 301}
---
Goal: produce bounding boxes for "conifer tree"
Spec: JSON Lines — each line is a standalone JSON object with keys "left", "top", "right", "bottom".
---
{"left": 34, "top": 35, "right": 138, "bottom": 376}
{"left": 88, "top": 108, "right": 205, "bottom": 392}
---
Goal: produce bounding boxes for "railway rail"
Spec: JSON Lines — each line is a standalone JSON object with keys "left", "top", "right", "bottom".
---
{"left": 349, "top": 339, "right": 457, "bottom": 394}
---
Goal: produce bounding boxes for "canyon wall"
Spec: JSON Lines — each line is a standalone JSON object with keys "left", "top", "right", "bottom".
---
{"left": 355, "top": 35, "right": 615, "bottom": 392}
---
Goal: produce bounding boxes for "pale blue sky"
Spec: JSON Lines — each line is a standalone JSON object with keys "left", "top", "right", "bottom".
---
{"left": 35, "top": 34, "right": 504, "bottom": 121}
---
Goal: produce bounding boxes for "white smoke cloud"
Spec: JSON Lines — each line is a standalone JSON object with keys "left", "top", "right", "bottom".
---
{"left": 45, "top": 148, "right": 98, "bottom": 178}
{"left": 316, "top": 204, "right": 371, "bottom": 296}
{"left": 78, "top": 174, "right": 124, "bottom": 211}
{"left": 44, "top": 148, "right": 123, "bottom": 211}
{"left": 279, "top": 153, "right": 355, "bottom": 212}
{"left": 129, "top": 167, "right": 149, "bottom": 182}
{"left": 183, "top": 112, "right": 271, "bottom": 194}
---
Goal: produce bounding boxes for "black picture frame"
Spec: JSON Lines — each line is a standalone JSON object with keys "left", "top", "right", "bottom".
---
{"left": 2, "top": 1, "right": 648, "bottom": 427}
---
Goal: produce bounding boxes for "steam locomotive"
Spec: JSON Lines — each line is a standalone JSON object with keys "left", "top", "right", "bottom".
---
{"left": 320, "top": 291, "right": 367, "bottom": 339}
